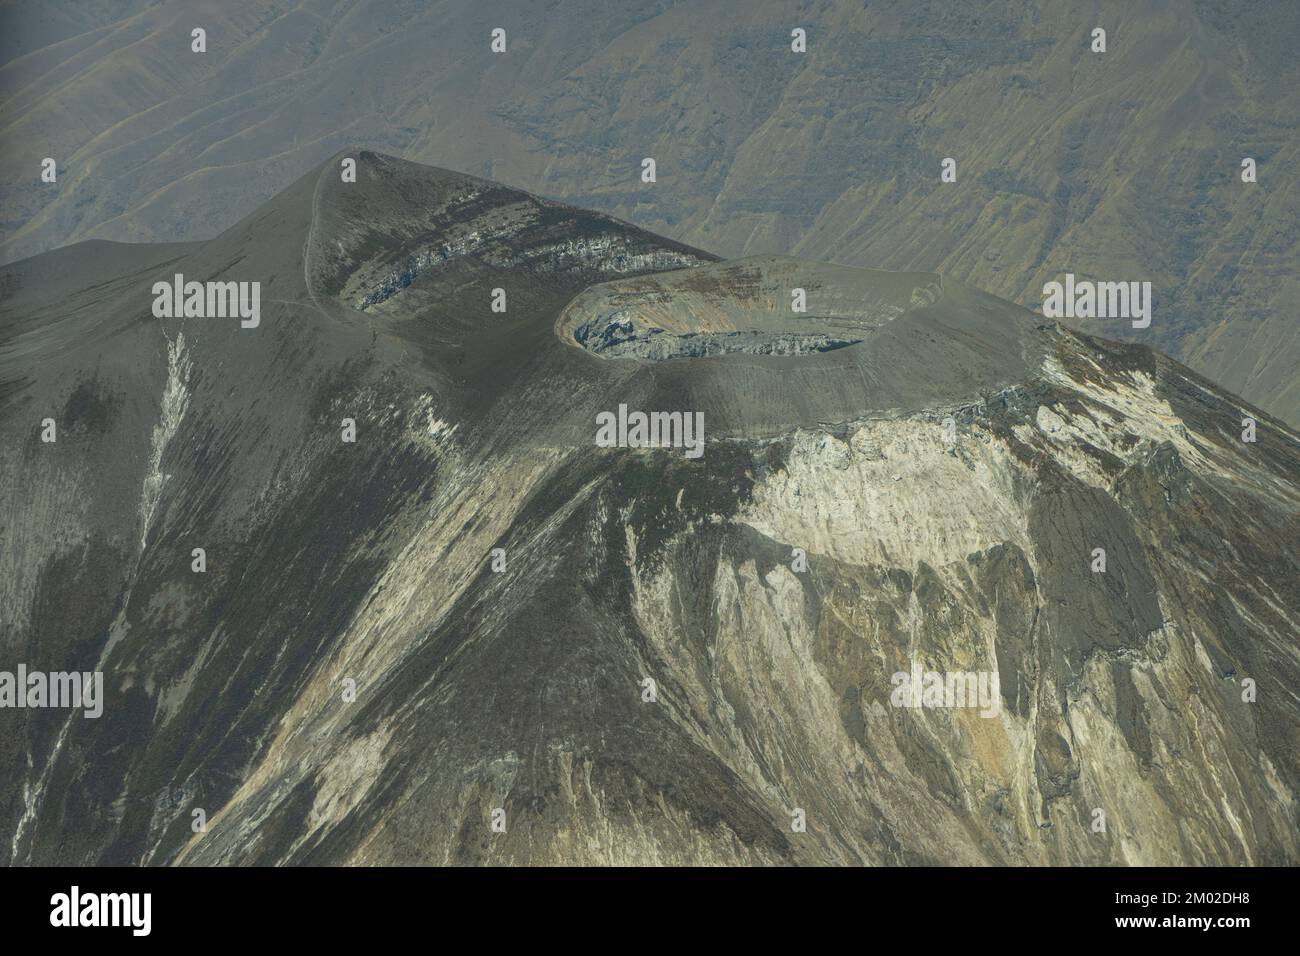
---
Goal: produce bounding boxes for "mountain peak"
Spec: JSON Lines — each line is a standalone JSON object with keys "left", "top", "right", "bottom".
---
{"left": 4, "top": 154, "right": 1299, "bottom": 868}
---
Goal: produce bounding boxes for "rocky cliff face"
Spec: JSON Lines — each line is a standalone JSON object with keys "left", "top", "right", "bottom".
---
{"left": 2, "top": 153, "right": 1297, "bottom": 865}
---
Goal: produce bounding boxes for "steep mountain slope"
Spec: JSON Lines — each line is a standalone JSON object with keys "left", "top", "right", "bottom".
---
{"left": 1, "top": 152, "right": 1297, "bottom": 865}
{"left": 1, "top": 0, "right": 1297, "bottom": 428}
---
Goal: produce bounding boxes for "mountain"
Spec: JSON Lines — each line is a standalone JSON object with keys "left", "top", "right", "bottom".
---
{"left": 2, "top": 152, "right": 1298, "bottom": 865}
{"left": 1, "top": 0, "right": 1297, "bottom": 430}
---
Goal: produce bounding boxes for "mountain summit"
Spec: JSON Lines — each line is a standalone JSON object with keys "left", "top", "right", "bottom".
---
{"left": 2, "top": 153, "right": 1297, "bottom": 865}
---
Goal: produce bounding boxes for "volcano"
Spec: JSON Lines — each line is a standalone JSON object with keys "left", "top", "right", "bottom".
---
{"left": 2, "top": 152, "right": 1297, "bottom": 865}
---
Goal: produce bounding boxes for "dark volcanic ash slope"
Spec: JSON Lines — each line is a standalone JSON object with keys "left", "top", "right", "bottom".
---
{"left": 1, "top": 152, "right": 1298, "bottom": 866}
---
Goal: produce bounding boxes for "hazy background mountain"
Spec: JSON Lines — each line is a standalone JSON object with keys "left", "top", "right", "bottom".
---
{"left": 0, "top": 0, "right": 1297, "bottom": 429}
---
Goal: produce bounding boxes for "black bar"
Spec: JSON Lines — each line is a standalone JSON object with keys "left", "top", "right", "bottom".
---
{"left": 0, "top": 866, "right": 1274, "bottom": 942}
